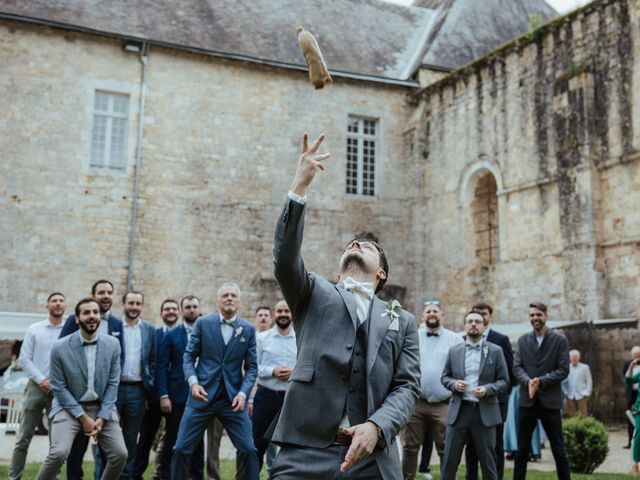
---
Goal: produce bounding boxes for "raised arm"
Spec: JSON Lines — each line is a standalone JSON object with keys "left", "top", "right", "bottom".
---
{"left": 273, "top": 133, "right": 330, "bottom": 316}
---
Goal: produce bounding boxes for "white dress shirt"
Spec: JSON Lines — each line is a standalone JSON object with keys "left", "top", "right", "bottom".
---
{"left": 340, "top": 277, "right": 374, "bottom": 324}
{"left": 79, "top": 337, "right": 99, "bottom": 404}
{"left": 122, "top": 318, "right": 143, "bottom": 382}
{"left": 257, "top": 327, "right": 297, "bottom": 392}
{"left": 462, "top": 340, "right": 483, "bottom": 402}
{"left": 19, "top": 319, "right": 64, "bottom": 384}
{"left": 418, "top": 326, "right": 464, "bottom": 402}
{"left": 220, "top": 313, "right": 238, "bottom": 345}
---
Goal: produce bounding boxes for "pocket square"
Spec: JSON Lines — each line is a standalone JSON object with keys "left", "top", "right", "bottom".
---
{"left": 388, "top": 318, "right": 399, "bottom": 331}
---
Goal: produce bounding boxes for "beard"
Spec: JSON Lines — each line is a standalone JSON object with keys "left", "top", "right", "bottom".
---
{"left": 275, "top": 318, "right": 291, "bottom": 330}
{"left": 340, "top": 253, "right": 371, "bottom": 274}
{"left": 79, "top": 321, "right": 98, "bottom": 334}
{"left": 426, "top": 318, "right": 440, "bottom": 330}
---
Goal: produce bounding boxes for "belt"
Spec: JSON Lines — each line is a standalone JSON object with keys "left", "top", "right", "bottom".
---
{"left": 258, "top": 386, "right": 286, "bottom": 398}
{"left": 120, "top": 380, "right": 143, "bottom": 386}
{"left": 461, "top": 399, "right": 480, "bottom": 407}
{"left": 80, "top": 400, "right": 101, "bottom": 406}
{"left": 333, "top": 431, "right": 352, "bottom": 446}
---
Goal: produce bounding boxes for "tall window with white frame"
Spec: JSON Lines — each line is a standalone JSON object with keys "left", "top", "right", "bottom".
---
{"left": 90, "top": 91, "right": 129, "bottom": 170}
{"left": 346, "top": 116, "right": 378, "bottom": 196}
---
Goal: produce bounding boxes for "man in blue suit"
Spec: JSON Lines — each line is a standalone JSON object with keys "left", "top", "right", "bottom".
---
{"left": 157, "top": 295, "right": 205, "bottom": 479}
{"left": 109, "top": 291, "right": 157, "bottom": 479}
{"left": 171, "top": 283, "right": 259, "bottom": 480}
{"left": 59, "top": 279, "right": 124, "bottom": 480}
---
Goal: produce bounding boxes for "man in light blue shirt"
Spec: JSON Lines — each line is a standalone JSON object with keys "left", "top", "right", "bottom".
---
{"left": 402, "top": 301, "right": 463, "bottom": 480}
{"left": 252, "top": 300, "right": 296, "bottom": 473}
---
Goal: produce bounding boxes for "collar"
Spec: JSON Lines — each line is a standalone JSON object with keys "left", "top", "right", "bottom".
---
{"left": 275, "top": 327, "right": 295, "bottom": 338}
{"left": 340, "top": 276, "right": 374, "bottom": 299}
{"left": 219, "top": 313, "right": 237, "bottom": 324}
{"left": 123, "top": 318, "right": 141, "bottom": 329}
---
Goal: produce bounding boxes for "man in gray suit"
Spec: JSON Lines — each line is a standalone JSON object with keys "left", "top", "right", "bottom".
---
{"left": 440, "top": 311, "right": 509, "bottom": 480}
{"left": 270, "top": 133, "right": 421, "bottom": 479}
{"left": 513, "top": 302, "right": 571, "bottom": 480}
{"left": 36, "top": 298, "right": 128, "bottom": 480}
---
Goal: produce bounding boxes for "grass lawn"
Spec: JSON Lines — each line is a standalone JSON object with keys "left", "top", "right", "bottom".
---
{"left": 0, "top": 461, "right": 631, "bottom": 479}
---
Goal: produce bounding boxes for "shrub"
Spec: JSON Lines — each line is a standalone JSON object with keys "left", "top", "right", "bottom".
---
{"left": 563, "top": 414, "right": 609, "bottom": 474}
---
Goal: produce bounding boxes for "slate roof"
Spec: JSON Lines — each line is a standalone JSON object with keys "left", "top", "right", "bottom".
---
{"left": 421, "top": 0, "right": 557, "bottom": 70}
{"left": 0, "top": 0, "right": 557, "bottom": 83}
{"left": 0, "top": 0, "right": 435, "bottom": 83}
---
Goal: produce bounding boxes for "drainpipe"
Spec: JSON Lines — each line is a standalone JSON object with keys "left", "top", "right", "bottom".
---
{"left": 127, "top": 41, "right": 149, "bottom": 290}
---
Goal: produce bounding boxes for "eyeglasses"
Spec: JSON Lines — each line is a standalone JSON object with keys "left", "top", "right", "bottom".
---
{"left": 465, "top": 318, "right": 484, "bottom": 325}
{"left": 424, "top": 301, "right": 440, "bottom": 306}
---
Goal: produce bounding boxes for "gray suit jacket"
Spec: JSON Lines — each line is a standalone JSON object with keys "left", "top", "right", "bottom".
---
{"left": 513, "top": 330, "right": 569, "bottom": 409}
{"left": 441, "top": 342, "right": 509, "bottom": 427}
{"left": 272, "top": 198, "right": 421, "bottom": 480}
{"left": 49, "top": 331, "right": 121, "bottom": 420}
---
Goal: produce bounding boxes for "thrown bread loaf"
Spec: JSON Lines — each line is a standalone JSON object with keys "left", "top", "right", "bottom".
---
{"left": 296, "top": 26, "right": 332, "bottom": 89}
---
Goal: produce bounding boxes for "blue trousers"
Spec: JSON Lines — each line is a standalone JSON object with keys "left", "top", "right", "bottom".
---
{"left": 96, "top": 383, "right": 147, "bottom": 480}
{"left": 171, "top": 395, "right": 259, "bottom": 480}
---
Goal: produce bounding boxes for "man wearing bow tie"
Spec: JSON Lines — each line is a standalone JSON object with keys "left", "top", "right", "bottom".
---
{"left": 270, "top": 133, "right": 421, "bottom": 479}
{"left": 402, "top": 301, "right": 463, "bottom": 479}
{"left": 36, "top": 298, "right": 127, "bottom": 480}
{"left": 440, "top": 311, "right": 509, "bottom": 480}
{"left": 171, "top": 283, "right": 259, "bottom": 480}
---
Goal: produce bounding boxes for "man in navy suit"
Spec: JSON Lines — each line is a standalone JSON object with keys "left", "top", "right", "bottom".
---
{"left": 157, "top": 295, "right": 205, "bottom": 480}
{"left": 465, "top": 302, "right": 513, "bottom": 480}
{"left": 171, "top": 283, "right": 259, "bottom": 480}
{"left": 131, "top": 298, "right": 181, "bottom": 480}
{"left": 59, "top": 279, "right": 124, "bottom": 480}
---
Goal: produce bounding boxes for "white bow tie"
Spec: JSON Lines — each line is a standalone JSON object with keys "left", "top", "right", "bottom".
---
{"left": 341, "top": 277, "right": 374, "bottom": 299}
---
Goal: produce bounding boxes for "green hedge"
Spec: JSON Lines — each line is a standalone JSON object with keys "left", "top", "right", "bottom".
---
{"left": 563, "top": 415, "right": 609, "bottom": 474}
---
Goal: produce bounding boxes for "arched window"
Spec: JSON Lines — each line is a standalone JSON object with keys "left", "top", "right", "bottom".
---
{"left": 470, "top": 172, "right": 499, "bottom": 265}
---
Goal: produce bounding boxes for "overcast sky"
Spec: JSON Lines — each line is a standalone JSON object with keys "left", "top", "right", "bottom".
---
{"left": 383, "top": 0, "right": 593, "bottom": 14}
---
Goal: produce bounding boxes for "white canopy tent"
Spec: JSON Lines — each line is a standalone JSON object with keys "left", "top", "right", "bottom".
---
{"left": 0, "top": 312, "right": 61, "bottom": 341}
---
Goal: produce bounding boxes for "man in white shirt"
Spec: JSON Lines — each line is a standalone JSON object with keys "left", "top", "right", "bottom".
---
{"left": 253, "top": 306, "right": 273, "bottom": 333}
{"left": 9, "top": 292, "right": 65, "bottom": 480}
{"left": 563, "top": 349, "right": 592, "bottom": 417}
{"left": 252, "top": 300, "right": 296, "bottom": 473}
{"left": 97, "top": 291, "right": 157, "bottom": 479}
{"left": 402, "top": 301, "right": 464, "bottom": 480}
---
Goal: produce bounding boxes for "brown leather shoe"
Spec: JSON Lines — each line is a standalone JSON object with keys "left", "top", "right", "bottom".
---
{"left": 631, "top": 463, "right": 639, "bottom": 474}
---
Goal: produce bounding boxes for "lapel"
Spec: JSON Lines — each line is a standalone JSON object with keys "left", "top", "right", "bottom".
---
{"left": 366, "top": 297, "right": 390, "bottom": 376}
{"left": 70, "top": 333, "right": 88, "bottom": 383}
{"left": 224, "top": 321, "right": 240, "bottom": 358}
{"left": 336, "top": 285, "right": 359, "bottom": 331}
{"left": 211, "top": 315, "right": 226, "bottom": 358}
{"left": 95, "top": 337, "right": 108, "bottom": 388}
{"left": 478, "top": 342, "right": 488, "bottom": 375}
{"left": 458, "top": 343, "right": 467, "bottom": 378}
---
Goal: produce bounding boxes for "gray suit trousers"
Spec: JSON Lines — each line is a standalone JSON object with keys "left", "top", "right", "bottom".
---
{"left": 441, "top": 403, "right": 497, "bottom": 480}
{"left": 271, "top": 444, "right": 381, "bottom": 479}
{"left": 36, "top": 405, "right": 128, "bottom": 480}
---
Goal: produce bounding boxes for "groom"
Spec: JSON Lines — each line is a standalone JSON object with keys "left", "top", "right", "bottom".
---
{"left": 270, "top": 133, "right": 421, "bottom": 479}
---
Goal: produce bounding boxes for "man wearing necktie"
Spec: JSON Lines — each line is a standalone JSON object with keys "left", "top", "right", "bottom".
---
{"left": 440, "top": 311, "right": 509, "bottom": 480}
{"left": 171, "top": 283, "right": 259, "bottom": 480}
{"left": 402, "top": 301, "right": 463, "bottom": 479}
{"left": 270, "top": 133, "right": 421, "bottom": 479}
{"left": 36, "top": 298, "right": 127, "bottom": 480}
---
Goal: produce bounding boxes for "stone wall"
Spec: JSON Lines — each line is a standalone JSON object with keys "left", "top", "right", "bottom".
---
{"left": 409, "top": 0, "right": 640, "bottom": 326}
{"left": 0, "top": 21, "right": 416, "bottom": 320}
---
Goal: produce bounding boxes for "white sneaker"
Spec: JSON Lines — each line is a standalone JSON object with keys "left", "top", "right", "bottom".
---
{"left": 418, "top": 473, "right": 433, "bottom": 480}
